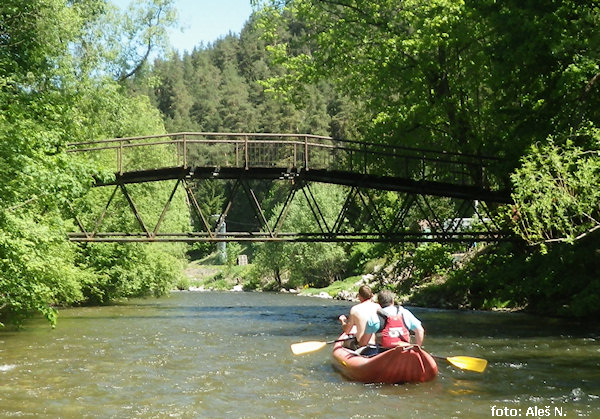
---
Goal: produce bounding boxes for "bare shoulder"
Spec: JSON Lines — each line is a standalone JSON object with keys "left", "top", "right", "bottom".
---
{"left": 366, "top": 301, "right": 381, "bottom": 311}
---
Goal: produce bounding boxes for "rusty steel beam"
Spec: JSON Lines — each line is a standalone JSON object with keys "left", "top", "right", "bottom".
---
{"left": 68, "top": 231, "right": 513, "bottom": 243}
{"left": 92, "top": 167, "right": 511, "bottom": 204}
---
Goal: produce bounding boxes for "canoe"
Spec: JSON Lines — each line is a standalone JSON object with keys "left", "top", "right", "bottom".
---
{"left": 331, "top": 334, "right": 438, "bottom": 384}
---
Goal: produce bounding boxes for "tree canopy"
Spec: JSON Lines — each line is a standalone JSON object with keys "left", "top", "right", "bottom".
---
{"left": 0, "top": 0, "right": 186, "bottom": 326}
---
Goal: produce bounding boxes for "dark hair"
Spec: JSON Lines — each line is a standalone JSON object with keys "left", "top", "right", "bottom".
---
{"left": 377, "top": 289, "right": 395, "bottom": 308}
{"left": 358, "top": 285, "right": 373, "bottom": 300}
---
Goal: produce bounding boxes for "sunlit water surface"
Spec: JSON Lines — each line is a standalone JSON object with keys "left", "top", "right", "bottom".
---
{"left": 1, "top": 291, "right": 599, "bottom": 418}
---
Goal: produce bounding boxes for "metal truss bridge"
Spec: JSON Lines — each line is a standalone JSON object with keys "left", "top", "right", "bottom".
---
{"left": 67, "top": 132, "right": 513, "bottom": 243}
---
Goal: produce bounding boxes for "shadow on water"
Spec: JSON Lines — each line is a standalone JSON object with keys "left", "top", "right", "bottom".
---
{"left": 409, "top": 306, "right": 600, "bottom": 339}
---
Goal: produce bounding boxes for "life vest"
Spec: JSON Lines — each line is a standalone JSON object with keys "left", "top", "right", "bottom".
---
{"left": 378, "top": 307, "right": 410, "bottom": 348}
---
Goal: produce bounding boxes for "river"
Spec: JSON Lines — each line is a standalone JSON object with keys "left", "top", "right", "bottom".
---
{"left": 1, "top": 291, "right": 599, "bottom": 418}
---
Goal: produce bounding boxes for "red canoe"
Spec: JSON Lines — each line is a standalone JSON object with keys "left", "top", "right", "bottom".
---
{"left": 331, "top": 334, "right": 438, "bottom": 384}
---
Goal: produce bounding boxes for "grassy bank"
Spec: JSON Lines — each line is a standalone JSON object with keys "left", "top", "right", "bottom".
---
{"left": 179, "top": 253, "right": 362, "bottom": 298}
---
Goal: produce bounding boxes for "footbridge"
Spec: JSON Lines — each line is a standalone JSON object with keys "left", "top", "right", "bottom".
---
{"left": 67, "top": 132, "right": 513, "bottom": 243}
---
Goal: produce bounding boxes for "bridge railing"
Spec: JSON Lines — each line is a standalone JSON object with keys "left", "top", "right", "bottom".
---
{"left": 68, "top": 132, "right": 503, "bottom": 188}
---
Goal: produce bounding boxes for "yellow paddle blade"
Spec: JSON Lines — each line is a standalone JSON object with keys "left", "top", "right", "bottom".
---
{"left": 290, "top": 341, "right": 328, "bottom": 355}
{"left": 446, "top": 356, "right": 488, "bottom": 373}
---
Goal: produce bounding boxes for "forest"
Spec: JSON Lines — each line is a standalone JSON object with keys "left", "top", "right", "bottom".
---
{"left": 1, "top": 0, "right": 599, "bottom": 327}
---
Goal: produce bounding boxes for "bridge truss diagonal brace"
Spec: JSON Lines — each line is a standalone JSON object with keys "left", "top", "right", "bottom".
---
{"left": 272, "top": 181, "right": 301, "bottom": 237}
{"left": 91, "top": 185, "right": 120, "bottom": 237}
{"left": 240, "top": 179, "right": 273, "bottom": 238}
{"left": 119, "top": 184, "right": 151, "bottom": 237}
{"left": 330, "top": 186, "right": 391, "bottom": 237}
{"left": 67, "top": 202, "right": 92, "bottom": 240}
{"left": 388, "top": 194, "right": 418, "bottom": 235}
{"left": 213, "top": 177, "right": 242, "bottom": 233}
{"left": 68, "top": 184, "right": 123, "bottom": 240}
{"left": 301, "top": 182, "right": 332, "bottom": 236}
{"left": 332, "top": 186, "right": 358, "bottom": 234}
{"left": 152, "top": 178, "right": 184, "bottom": 237}
{"left": 71, "top": 178, "right": 191, "bottom": 241}
{"left": 212, "top": 177, "right": 272, "bottom": 238}
{"left": 183, "top": 179, "right": 215, "bottom": 238}
{"left": 355, "top": 188, "right": 388, "bottom": 235}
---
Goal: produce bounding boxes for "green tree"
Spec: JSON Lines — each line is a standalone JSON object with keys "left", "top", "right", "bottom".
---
{"left": 0, "top": 0, "right": 187, "bottom": 326}
{"left": 217, "top": 63, "right": 258, "bottom": 131}
{"left": 259, "top": 0, "right": 600, "bottom": 177}
{"left": 74, "top": 0, "right": 178, "bottom": 81}
{"left": 185, "top": 51, "right": 222, "bottom": 131}
{"left": 510, "top": 132, "right": 600, "bottom": 247}
{"left": 151, "top": 55, "right": 196, "bottom": 131}
{"left": 0, "top": 0, "right": 99, "bottom": 325}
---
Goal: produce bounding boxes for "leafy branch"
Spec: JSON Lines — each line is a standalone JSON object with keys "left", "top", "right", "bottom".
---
{"left": 510, "top": 136, "right": 600, "bottom": 248}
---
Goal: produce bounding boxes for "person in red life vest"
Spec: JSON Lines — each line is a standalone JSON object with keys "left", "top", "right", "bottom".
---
{"left": 376, "top": 290, "right": 425, "bottom": 348}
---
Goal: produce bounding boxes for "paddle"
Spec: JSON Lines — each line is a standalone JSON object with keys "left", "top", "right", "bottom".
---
{"left": 291, "top": 337, "right": 354, "bottom": 355}
{"left": 433, "top": 355, "right": 488, "bottom": 373}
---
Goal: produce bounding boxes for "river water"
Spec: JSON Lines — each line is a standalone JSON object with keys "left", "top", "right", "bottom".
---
{"left": 1, "top": 291, "right": 599, "bottom": 418}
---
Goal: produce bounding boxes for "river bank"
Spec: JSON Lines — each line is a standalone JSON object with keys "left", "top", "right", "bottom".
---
{"left": 182, "top": 259, "right": 368, "bottom": 301}
{"left": 178, "top": 254, "right": 555, "bottom": 318}
{"left": 181, "top": 234, "right": 600, "bottom": 320}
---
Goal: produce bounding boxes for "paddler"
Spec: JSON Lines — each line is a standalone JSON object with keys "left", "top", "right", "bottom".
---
{"left": 338, "top": 285, "right": 381, "bottom": 355}
{"left": 376, "top": 289, "right": 425, "bottom": 348}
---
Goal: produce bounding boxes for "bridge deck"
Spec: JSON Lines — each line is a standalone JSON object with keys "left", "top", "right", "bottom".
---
{"left": 101, "top": 166, "right": 511, "bottom": 204}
